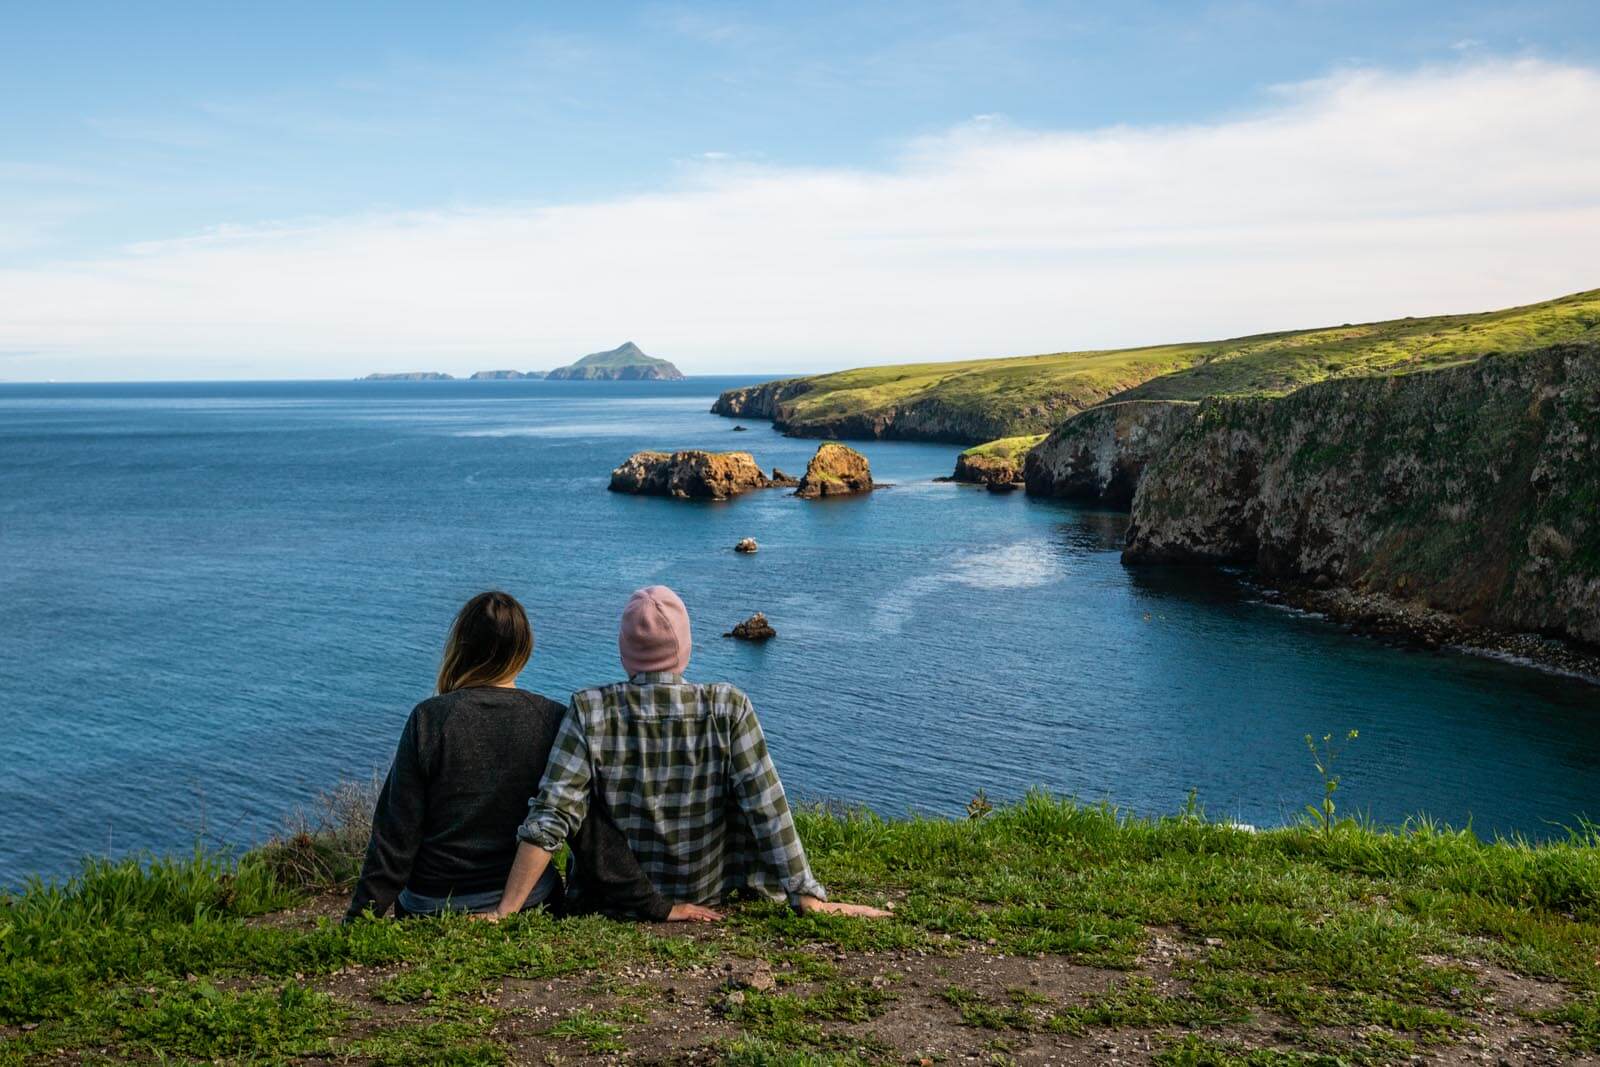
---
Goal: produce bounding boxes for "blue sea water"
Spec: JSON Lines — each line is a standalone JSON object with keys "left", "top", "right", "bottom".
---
{"left": 1, "top": 377, "right": 1596, "bottom": 884}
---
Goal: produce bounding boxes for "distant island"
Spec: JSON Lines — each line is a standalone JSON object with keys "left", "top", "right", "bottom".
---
{"left": 362, "top": 342, "right": 683, "bottom": 383}
{"left": 544, "top": 341, "right": 685, "bottom": 381}
{"left": 469, "top": 369, "right": 547, "bottom": 380}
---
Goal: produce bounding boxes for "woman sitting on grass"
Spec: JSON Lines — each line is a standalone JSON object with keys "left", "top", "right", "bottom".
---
{"left": 346, "top": 590, "right": 717, "bottom": 923}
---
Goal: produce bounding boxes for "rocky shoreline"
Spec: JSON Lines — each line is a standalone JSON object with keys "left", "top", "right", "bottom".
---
{"left": 1252, "top": 580, "right": 1600, "bottom": 684}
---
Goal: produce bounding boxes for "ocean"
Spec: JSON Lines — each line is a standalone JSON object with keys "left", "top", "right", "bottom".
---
{"left": 1, "top": 377, "right": 1596, "bottom": 884}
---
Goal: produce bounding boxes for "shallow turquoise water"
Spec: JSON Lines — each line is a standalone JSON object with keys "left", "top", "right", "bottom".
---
{"left": 0, "top": 378, "right": 1596, "bottom": 882}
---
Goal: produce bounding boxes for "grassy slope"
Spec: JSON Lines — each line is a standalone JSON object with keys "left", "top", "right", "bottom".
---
{"left": 5, "top": 795, "right": 1598, "bottom": 1065}
{"left": 959, "top": 434, "right": 1048, "bottom": 462}
{"left": 764, "top": 288, "right": 1600, "bottom": 439}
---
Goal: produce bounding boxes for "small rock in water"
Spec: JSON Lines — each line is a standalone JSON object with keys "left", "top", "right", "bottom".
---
{"left": 769, "top": 467, "right": 798, "bottom": 486}
{"left": 734, "top": 537, "right": 759, "bottom": 553}
{"left": 732, "top": 425, "right": 749, "bottom": 431}
{"left": 724, "top": 612, "right": 777, "bottom": 641}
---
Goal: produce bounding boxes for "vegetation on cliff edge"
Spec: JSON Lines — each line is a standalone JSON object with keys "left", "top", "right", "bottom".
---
{"left": 959, "top": 434, "right": 1048, "bottom": 463}
{"left": 730, "top": 288, "right": 1600, "bottom": 445}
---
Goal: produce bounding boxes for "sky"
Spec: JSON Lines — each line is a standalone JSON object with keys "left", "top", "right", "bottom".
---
{"left": 2, "top": 1, "right": 1599, "bottom": 380}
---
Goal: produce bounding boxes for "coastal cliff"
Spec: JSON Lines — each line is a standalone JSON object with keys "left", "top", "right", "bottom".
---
{"left": 711, "top": 377, "right": 810, "bottom": 420}
{"left": 712, "top": 288, "right": 1600, "bottom": 444}
{"left": 1022, "top": 401, "right": 1197, "bottom": 506}
{"left": 1123, "top": 343, "right": 1600, "bottom": 647}
{"left": 713, "top": 379, "right": 1123, "bottom": 443}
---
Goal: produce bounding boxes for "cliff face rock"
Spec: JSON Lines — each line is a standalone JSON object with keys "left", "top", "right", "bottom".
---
{"left": 713, "top": 384, "right": 1076, "bottom": 444}
{"left": 711, "top": 379, "right": 812, "bottom": 420}
{"left": 1124, "top": 344, "right": 1600, "bottom": 646}
{"left": 1023, "top": 401, "right": 1198, "bottom": 507}
{"left": 795, "top": 443, "right": 874, "bottom": 498}
{"left": 608, "top": 450, "right": 773, "bottom": 500}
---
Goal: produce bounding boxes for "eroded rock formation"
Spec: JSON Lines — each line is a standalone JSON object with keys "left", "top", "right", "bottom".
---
{"left": 795, "top": 443, "right": 874, "bottom": 498}
{"left": 953, "top": 452, "right": 1024, "bottom": 486}
{"left": 724, "top": 613, "right": 777, "bottom": 641}
{"left": 608, "top": 451, "right": 774, "bottom": 500}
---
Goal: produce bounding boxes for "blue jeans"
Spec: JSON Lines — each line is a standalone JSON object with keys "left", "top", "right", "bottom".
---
{"left": 395, "top": 865, "right": 561, "bottom": 916}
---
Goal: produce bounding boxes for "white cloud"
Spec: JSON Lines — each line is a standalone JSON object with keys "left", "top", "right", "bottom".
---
{"left": 3, "top": 58, "right": 1598, "bottom": 380}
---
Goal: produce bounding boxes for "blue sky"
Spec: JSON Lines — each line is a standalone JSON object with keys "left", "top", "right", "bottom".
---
{"left": 3, "top": 2, "right": 1599, "bottom": 379}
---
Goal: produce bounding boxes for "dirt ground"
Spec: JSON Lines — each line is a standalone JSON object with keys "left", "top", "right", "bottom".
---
{"left": 267, "top": 894, "right": 1599, "bottom": 1066}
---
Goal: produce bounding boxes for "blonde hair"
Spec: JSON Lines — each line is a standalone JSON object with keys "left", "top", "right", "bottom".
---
{"left": 437, "top": 591, "right": 533, "bottom": 694}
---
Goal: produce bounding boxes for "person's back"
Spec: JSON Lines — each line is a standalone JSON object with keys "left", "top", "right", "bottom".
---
{"left": 346, "top": 685, "right": 567, "bottom": 916}
{"left": 492, "top": 585, "right": 887, "bottom": 921}
{"left": 562, "top": 671, "right": 821, "bottom": 907}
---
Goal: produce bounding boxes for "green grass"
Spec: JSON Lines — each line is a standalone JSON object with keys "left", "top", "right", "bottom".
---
{"left": 959, "top": 434, "right": 1048, "bottom": 461}
{"left": 4, "top": 794, "right": 1598, "bottom": 1063}
{"left": 744, "top": 288, "right": 1600, "bottom": 441}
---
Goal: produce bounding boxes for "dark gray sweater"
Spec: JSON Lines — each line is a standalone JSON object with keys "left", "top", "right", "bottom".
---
{"left": 346, "top": 687, "right": 670, "bottom": 921}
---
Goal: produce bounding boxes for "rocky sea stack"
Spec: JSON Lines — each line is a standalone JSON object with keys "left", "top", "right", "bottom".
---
{"left": 608, "top": 451, "right": 774, "bottom": 500}
{"left": 795, "top": 443, "right": 874, "bottom": 498}
{"left": 724, "top": 613, "right": 777, "bottom": 641}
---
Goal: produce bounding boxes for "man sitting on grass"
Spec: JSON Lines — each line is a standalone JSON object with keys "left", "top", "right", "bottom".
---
{"left": 483, "top": 585, "right": 889, "bottom": 922}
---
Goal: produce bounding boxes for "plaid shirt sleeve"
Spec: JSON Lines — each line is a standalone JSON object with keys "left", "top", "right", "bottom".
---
{"left": 517, "top": 696, "right": 595, "bottom": 852}
{"left": 726, "top": 693, "right": 827, "bottom": 905}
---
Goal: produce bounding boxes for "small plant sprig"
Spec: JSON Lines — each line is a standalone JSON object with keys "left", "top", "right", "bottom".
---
{"left": 966, "top": 789, "right": 994, "bottom": 821}
{"left": 1305, "top": 729, "right": 1359, "bottom": 834}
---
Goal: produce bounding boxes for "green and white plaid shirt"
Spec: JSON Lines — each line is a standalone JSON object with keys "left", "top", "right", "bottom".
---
{"left": 518, "top": 672, "right": 827, "bottom": 908}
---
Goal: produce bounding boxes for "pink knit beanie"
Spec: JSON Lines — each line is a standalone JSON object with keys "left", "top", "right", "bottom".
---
{"left": 619, "top": 585, "right": 692, "bottom": 677}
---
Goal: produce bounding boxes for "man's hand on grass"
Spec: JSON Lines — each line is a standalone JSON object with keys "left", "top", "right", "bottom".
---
{"left": 667, "top": 902, "right": 723, "bottom": 922}
{"left": 796, "top": 896, "right": 893, "bottom": 919}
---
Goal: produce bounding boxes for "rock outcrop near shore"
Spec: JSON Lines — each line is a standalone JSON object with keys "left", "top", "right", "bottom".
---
{"left": 1123, "top": 343, "right": 1600, "bottom": 646}
{"left": 949, "top": 434, "right": 1044, "bottom": 486}
{"left": 953, "top": 452, "right": 1023, "bottom": 486}
{"left": 1023, "top": 401, "right": 1198, "bottom": 507}
{"left": 795, "top": 443, "right": 874, "bottom": 498}
{"left": 608, "top": 451, "right": 774, "bottom": 500}
{"left": 710, "top": 378, "right": 809, "bottom": 421}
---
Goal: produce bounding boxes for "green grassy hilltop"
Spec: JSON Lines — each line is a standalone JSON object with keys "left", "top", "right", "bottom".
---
{"left": 716, "top": 289, "right": 1600, "bottom": 443}
{"left": 5, "top": 793, "right": 1598, "bottom": 1065}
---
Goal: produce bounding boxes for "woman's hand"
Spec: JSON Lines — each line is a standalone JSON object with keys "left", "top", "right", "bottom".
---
{"left": 796, "top": 896, "right": 893, "bottom": 919}
{"left": 469, "top": 909, "right": 505, "bottom": 923}
{"left": 667, "top": 902, "right": 723, "bottom": 922}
